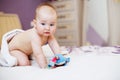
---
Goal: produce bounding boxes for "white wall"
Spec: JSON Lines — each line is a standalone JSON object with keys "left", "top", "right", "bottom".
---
{"left": 108, "top": 0, "right": 120, "bottom": 45}
{"left": 86, "top": 0, "right": 109, "bottom": 43}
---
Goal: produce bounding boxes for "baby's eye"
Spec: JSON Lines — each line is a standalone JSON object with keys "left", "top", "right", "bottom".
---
{"left": 41, "top": 23, "right": 45, "bottom": 26}
{"left": 50, "top": 24, "right": 54, "bottom": 26}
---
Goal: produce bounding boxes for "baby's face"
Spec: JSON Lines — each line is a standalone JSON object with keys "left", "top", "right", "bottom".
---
{"left": 35, "top": 6, "right": 57, "bottom": 36}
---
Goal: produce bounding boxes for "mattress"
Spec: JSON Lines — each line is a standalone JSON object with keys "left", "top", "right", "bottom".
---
{"left": 0, "top": 45, "right": 120, "bottom": 80}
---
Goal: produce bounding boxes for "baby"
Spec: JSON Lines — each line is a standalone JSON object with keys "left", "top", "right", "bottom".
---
{"left": 8, "top": 3, "right": 61, "bottom": 68}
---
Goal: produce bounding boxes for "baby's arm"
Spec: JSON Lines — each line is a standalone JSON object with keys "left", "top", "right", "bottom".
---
{"left": 48, "top": 35, "right": 61, "bottom": 54}
{"left": 31, "top": 39, "right": 47, "bottom": 68}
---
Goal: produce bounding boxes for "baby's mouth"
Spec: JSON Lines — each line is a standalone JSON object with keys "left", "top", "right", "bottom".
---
{"left": 45, "top": 32, "right": 50, "bottom": 34}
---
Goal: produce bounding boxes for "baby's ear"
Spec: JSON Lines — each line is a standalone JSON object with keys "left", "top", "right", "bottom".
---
{"left": 30, "top": 19, "right": 36, "bottom": 27}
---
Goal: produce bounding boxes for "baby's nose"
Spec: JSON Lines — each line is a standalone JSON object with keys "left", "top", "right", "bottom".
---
{"left": 45, "top": 25, "right": 50, "bottom": 30}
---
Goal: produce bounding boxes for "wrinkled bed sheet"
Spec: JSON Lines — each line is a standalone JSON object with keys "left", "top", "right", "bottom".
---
{"left": 0, "top": 45, "right": 120, "bottom": 80}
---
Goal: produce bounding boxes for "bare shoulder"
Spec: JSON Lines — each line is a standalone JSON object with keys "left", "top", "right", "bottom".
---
{"left": 48, "top": 35, "right": 57, "bottom": 45}
{"left": 48, "top": 35, "right": 56, "bottom": 42}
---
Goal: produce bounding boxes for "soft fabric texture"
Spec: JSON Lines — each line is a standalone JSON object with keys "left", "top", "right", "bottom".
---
{"left": 0, "top": 29, "right": 24, "bottom": 67}
{"left": 0, "top": 46, "right": 120, "bottom": 80}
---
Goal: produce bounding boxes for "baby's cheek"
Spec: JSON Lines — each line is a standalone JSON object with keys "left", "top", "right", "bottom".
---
{"left": 51, "top": 29, "right": 56, "bottom": 34}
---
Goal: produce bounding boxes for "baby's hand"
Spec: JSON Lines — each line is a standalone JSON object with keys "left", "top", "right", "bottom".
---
{"left": 36, "top": 55, "right": 47, "bottom": 68}
{"left": 39, "top": 60, "right": 47, "bottom": 68}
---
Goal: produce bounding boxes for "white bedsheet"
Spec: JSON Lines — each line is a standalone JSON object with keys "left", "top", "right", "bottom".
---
{"left": 0, "top": 45, "right": 120, "bottom": 80}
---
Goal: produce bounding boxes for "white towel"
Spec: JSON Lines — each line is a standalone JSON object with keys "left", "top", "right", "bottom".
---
{"left": 0, "top": 29, "right": 24, "bottom": 67}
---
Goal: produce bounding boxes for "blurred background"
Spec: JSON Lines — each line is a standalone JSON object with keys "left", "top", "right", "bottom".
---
{"left": 0, "top": 0, "right": 120, "bottom": 47}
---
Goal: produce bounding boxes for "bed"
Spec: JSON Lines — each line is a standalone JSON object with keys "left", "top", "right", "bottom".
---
{"left": 0, "top": 45, "right": 120, "bottom": 80}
